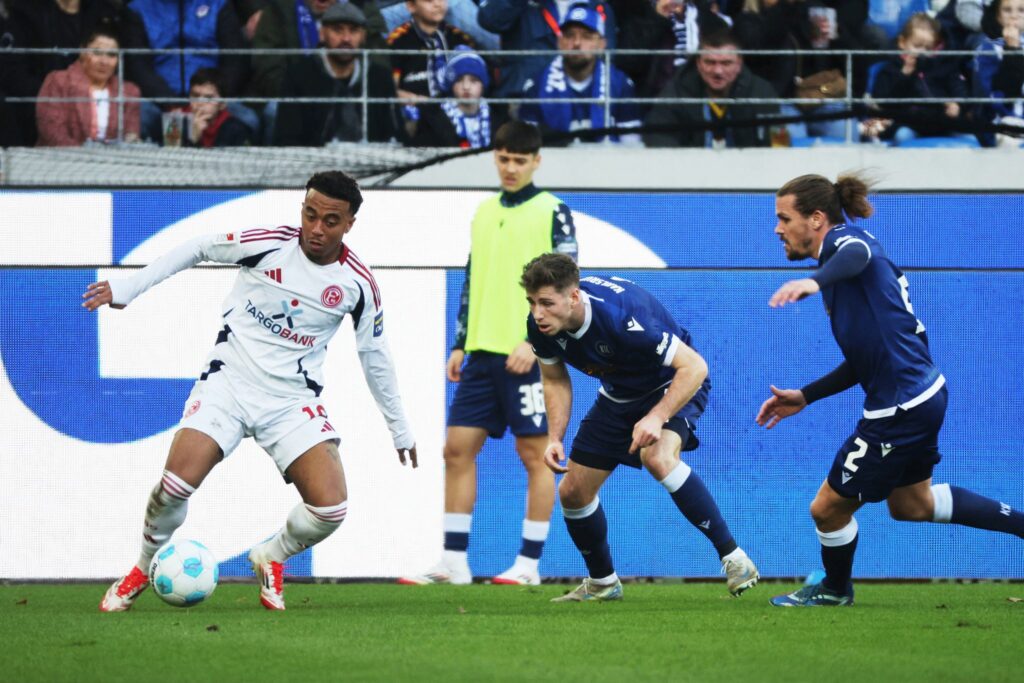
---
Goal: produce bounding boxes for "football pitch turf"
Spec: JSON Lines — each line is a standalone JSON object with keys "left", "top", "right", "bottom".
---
{"left": 2, "top": 582, "right": 1022, "bottom": 682}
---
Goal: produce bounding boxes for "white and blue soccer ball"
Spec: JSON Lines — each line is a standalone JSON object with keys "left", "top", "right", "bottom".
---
{"left": 148, "top": 540, "right": 219, "bottom": 607}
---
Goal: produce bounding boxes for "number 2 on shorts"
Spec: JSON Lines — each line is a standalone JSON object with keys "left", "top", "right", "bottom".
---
{"left": 844, "top": 437, "right": 868, "bottom": 472}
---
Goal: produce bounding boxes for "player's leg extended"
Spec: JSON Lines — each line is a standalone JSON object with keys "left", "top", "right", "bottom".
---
{"left": 250, "top": 441, "right": 348, "bottom": 610}
{"left": 493, "top": 434, "right": 554, "bottom": 585}
{"left": 771, "top": 480, "right": 862, "bottom": 607}
{"left": 100, "top": 428, "right": 223, "bottom": 612}
{"left": 889, "top": 477, "right": 1024, "bottom": 537}
{"left": 399, "top": 426, "right": 487, "bottom": 585}
{"left": 639, "top": 432, "right": 758, "bottom": 595}
{"left": 552, "top": 460, "right": 621, "bottom": 602}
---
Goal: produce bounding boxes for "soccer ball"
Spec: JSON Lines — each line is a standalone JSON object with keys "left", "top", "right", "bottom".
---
{"left": 148, "top": 540, "right": 219, "bottom": 607}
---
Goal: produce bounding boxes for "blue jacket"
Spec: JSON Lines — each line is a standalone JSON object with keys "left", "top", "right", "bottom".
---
{"left": 478, "top": 0, "right": 616, "bottom": 97}
{"left": 127, "top": 0, "right": 243, "bottom": 96}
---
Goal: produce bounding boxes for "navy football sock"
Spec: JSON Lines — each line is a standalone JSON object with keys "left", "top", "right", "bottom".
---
{"left": 443, "top": 513, "right": 471, "bottom": 551}
{"left": 817, "top": 519, "right": 858, "bottom": 593}
{"left": 932, "top": 484, "right": 1024, "bottom": 538}
{"left": 563, "top": 498, "right": 615, "bottom": 580}
{"left": 660, "top": 462, "right": 738, "bottom": 558}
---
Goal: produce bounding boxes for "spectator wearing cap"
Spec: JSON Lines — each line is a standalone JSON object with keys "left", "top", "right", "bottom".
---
{"left": 250, "top": 0, "right": 388, "bottom": 102}
{"left": 410, "top": 44, "right": 509, "bottom": 146}
{"left": 274, "top": 2, "right": 399, "bottom": 145}
{"left": 643, "top": 30, "right": 778, "bottom": 148}
{"left": 518, "top": 5, "right": 641, "bottom": 144}
{"left": 478, "top": 0, "right": 617, "bottom": 98}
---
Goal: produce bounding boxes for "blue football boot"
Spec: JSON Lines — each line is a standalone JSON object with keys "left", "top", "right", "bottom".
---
{"left": 770, "top": 581, "right": 854, "bottom": 607}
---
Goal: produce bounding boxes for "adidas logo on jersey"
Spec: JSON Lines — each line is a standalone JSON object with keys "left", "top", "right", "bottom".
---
{"left": 264, "top": 268, "right": 282, "bottom": 283}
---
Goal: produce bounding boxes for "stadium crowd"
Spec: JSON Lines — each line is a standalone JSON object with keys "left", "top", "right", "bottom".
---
{"left": 0, "top": 0, "right": 1021, "bottom": 148}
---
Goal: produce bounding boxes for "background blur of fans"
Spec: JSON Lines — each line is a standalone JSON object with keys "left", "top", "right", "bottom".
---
{"left": 0, "top": 0, "right": 1021, "bottom": 149}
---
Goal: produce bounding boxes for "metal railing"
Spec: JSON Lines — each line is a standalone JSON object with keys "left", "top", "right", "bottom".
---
{"left": 3, "top": 46, "right": 1019, "bottom": 145}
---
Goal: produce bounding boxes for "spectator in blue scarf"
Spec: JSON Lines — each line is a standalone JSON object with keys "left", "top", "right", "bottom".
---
{"left": 410, "top": 44, "right": 510, "bottom": 146}
{"left": 518, "top": 4, "right": 642, "bottom": 145}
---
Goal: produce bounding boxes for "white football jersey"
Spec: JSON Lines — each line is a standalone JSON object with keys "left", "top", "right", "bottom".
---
{"left": 109, "top": 228, "right": 414, "bottom": 449}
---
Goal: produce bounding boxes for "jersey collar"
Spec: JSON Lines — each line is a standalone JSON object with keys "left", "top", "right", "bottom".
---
{"left": 500, "top": 183, "right": 541, "bottom": 208}
{"left": 566, "top": 290, "right": 593, "bottom": 339}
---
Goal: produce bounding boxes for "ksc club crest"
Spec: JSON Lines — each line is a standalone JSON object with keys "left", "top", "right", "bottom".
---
{"left": 321, "top": 285, "right": 343, "bottom": 308}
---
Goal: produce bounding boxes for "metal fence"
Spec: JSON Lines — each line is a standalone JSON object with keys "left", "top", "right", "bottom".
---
{"left": 3, "top": 46, "right": 1019, "bottom": 145}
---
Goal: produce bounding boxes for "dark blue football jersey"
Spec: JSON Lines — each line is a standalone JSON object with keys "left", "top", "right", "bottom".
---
{"left": 818, "top": 224, "right": 944, "bottom": 417}
{"left": 528, "top": 275, "right": 710, "bottom": 418}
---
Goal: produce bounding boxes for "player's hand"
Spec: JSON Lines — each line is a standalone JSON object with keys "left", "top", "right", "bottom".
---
{"left": 543, "top": 440, "right": 568, "bottom": 474}
{"left": 82, "top": 280, "right": 125, "bottom": 311}
{"left": 446, "top": 349, "right": 465, "bottom": 382}
{"left": 755, "top": 385, "right": 807, "bottom": 429}
{"left": 945, "top": 102, "right": 960, "bottom": 119}
{"left": 629, "top": 413, "right": 663, "bottom": 454}
{"left": 769, "top": 278, "right": 820, "bottom": 308}
{"left": 505, "top": 341, "right": 536, "bottom": 375}
{"left": 397, "top": 443, "right": 418, "bottom": 468}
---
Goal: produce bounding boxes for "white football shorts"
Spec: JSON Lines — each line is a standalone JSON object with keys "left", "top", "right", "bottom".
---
{"left": 178, "top": 363, "right": 339, "bottom": 476}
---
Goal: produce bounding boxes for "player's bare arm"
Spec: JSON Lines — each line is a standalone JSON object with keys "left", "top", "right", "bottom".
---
{"left": 446, "top": 348, "right": 465, "bottom": 382}
{"left": 539, "top": 360, "right": 572, "bottom": 473}
{"left": 630, "top": 342, "right": 708, "bottom": 454}
{"left": 755, "top": 385, "right": 807, "bottom": 429}
{"left": 768, "top": 278, "right": 820, "bottom": 308}
{"left": 505, "top": 340, "right": 537, "bottom": 375}
{"left": 82, "top": 280, "right": 125, "bottom": 310}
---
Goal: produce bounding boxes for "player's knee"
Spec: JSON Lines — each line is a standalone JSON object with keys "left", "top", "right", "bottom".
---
{"left": 443, "top": 442, "right": 474, "bottom": 469}
{"left": 640, "top": 449, "right": 675, "bottom": 481}
{"left": 809, "top": 497, "right": 835, "bottom": 526}
{"left": 558, "top": 477, "right": 592, "bottom": 509}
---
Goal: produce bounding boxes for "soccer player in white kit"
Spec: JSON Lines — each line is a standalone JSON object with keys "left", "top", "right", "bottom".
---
{"left": 86, "top": 171, "right": 418, "bottom": 611}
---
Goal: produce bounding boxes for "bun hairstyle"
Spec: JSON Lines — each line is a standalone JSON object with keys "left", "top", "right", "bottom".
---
{"left": 777, "top": 172, "right": 875, "bottom": 224}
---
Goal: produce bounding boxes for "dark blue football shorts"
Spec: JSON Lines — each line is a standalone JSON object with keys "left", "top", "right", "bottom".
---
{"left": 446, "top": 351, "right": 548, "bottom": 438}
{"left": 569, "top": 389, "right": 702, "bottom": 471}
{"left": 827, "top": 385, "right": 947, "bottom": 502}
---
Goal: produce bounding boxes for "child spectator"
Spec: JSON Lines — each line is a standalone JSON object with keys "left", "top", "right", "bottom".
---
{"left": 871, "top": 12, "right": 971, "bottom": 144}
{"left": 410, "top": 45, "right": 508, "bottom": 147}
{"left": 36, "top": 27, "right": 140, "bottom": 146}
{"left": 184, "top": 68, "right": 253, "bottom": 147}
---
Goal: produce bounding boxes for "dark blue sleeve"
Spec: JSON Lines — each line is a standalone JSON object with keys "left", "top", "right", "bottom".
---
{"left": 800, "top": 360, "right": 858, "bottom": 404}
{"left": 551, "top": 202, "right": 578, "bottom": 261}
{"left": 810, "top": 236, "right": 871, "bottom": 289}
{"left": 527, "top": 317, "right": 558, "bottom": 361}
{"left": 453, "top": 255, "right": 470, "bottom": 350}
{"left": 518, "top": 75, "right": 543, "bottom": 126}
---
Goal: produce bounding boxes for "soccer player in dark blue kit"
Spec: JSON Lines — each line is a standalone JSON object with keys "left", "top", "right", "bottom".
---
{"left": 760, "top": 173, "right": 1024, "bottom": 607}
{"left": 521, "top": 253, "right": 759, "bottom": 601}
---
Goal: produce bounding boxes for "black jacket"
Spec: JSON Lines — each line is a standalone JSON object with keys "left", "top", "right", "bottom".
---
{"left": 643, "top": 63, "right": 779, "bottom": 148}
{"left": 275, "top": 55, "right": 398, "bottom": 146}
{"left": 410, "top": 102, "right": 509, "bottom": 147}
{"left": 871, "top": 55, "right": 969, "bottom": 136}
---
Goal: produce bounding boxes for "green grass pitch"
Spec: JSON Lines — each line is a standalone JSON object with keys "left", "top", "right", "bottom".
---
{"left": 2, "top": 582, "right": 1022, "bottom": 682}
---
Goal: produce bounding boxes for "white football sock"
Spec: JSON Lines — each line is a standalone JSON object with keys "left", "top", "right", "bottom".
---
{"left": 590, "top": 572, "right": 619, "bottom": 586}
{"left": 258, "top": 501, "right": 348, "bottom": 563}
{"left": 136, "top": 470, "right": 194, "bottom": 572}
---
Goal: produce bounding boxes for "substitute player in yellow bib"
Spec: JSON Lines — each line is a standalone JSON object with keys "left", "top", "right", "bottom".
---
{"left": 401, "top": 121, "right": 578, "bottom": 586}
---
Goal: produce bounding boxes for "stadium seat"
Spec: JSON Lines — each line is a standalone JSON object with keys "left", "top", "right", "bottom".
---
{"left": 790, "top": 136, "right": 850, "bottom": 147}
{"left": 896, "top": 136, "right": 981, "bottom": 148}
